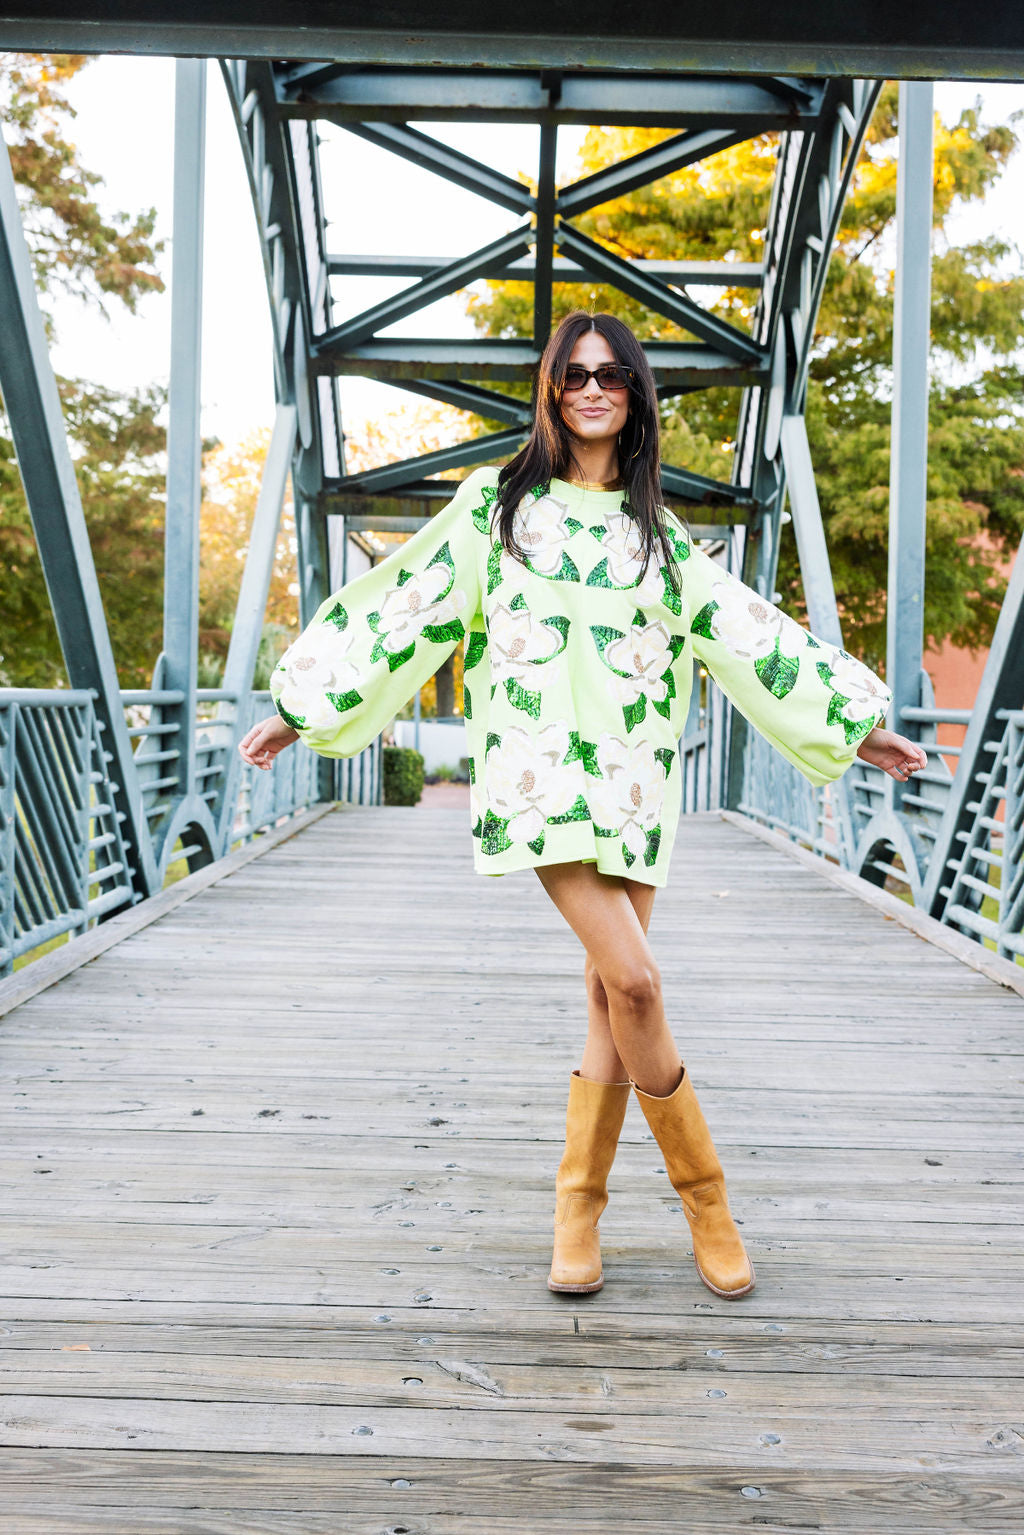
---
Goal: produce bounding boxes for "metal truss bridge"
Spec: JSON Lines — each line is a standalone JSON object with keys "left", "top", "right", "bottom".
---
{"left": 1, "top": 13, "right": 1023, "bottom": 977}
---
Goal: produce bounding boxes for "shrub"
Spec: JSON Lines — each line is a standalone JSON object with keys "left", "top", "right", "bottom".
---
{"left": 383, "top": 745, "right": 425, "bottom": 806}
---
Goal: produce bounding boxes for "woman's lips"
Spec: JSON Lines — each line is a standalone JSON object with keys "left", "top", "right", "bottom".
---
{"left": 577, "top": 407, "right": 608, "bottom": 417}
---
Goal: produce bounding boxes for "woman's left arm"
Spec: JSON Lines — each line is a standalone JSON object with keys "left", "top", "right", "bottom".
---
{"left": 684, "top": 544, "right": 926, "bottom": 785}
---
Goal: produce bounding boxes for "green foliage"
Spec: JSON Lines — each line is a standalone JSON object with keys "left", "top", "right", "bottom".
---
{"left": 0, "top": 379, "right": 167, "bottom": 686}
{"left": 383, "top": 745, "right": 425, "bottom": 806}
{"left": 0, "top": 54, "right": 164, "bottom": 322}
{"left": 471, "top": 86, "right": 1024, "bottom": 668}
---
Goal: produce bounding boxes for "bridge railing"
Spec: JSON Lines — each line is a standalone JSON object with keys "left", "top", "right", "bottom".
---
{"left": 0, "top": 687, "right": 381, "bottom": 976}
{"left": 682, "top": 665, "right": 1020, "bottom": 965}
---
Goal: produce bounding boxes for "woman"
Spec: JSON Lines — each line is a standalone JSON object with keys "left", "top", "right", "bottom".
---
{"left": 240, "top": 311, "right": 927, "bottom": 1301}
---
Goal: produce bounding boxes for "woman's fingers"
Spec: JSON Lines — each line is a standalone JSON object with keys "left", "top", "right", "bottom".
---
{"left": 238, "top": 714, "right": 297, "bottom": 769}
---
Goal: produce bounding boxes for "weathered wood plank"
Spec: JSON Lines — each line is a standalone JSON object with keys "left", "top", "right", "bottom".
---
{"left": 0, "top": 808, "right": 1021, "bottom": 1527}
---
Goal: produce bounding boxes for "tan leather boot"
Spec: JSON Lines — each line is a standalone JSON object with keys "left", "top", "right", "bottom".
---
{"left": 548, "top": 1070, "right": 631, "bottom": 1294}
{"left": 634, "top": 1067, "right": 755, "bottom": 1299}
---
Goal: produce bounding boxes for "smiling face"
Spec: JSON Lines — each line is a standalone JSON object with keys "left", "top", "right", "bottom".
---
{"left": 559, "top": 329, "right": 631, "bottom": 450}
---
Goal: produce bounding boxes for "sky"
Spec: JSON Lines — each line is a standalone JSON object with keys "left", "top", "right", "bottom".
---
{"left": 31, "top": 58, "right": 1024, "bottom": 454}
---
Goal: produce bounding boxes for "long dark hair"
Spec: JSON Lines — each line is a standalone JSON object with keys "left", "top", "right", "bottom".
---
{"left": 494, "top": 310, "right": 679, "bottom": 590}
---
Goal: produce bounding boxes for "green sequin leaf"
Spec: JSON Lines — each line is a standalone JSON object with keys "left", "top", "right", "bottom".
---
{"left": 505, "top": 677, "right": 542, "bottom": 718}
{"left": 655, "top": 746, "right": 675, "bottom": 776}
{"left": 564, "top": 516, "right": 583, "bottom": 536}
{"left": 377, "top": 639, "right": 416, "bottom": 673}
{"left": 322, "top": 601, "right": 348, "bottom": 632}
{"left": 463, "top": 685, "right": 472, "bottom": 721}
{"left": 644, "top": 825, "right": 662, "bottom": 867}
{"left": 421, "top": 618, "right": 465, "bottom": 645}
{"left": 824, "top": 689, "right": 876, "bottom": 746}
{"left": 593, "top": 823, "right": 618, "bottom": 838}
{"left": 325, "top": 689, "right": 362, "bottom": 715}
{"left": 464, "top": 630, "right": 487, "bottom": 671}
{"left": 427, "top": 540, "right": 455, "bottom": 575}
{"left": 480, "top": 809, "right": 513, "bottom": 857}
{"left": 621, "top": 842, "right": 637, "bottom": 869}
{"left": 659, "top": 567, "right": 683, "bottom": 616}
{"left": 487, "top": 544, "right": 504, "bottom": 595}
{"left": 510, "top": 592, "right": 528, "bottom": 611}
{"left": 588, "top": 524, "right": 609, "bottom": 540}
{"left": 690, "top": 599, "right": 719, "bottom": 639}
{"left": 669, "top": 635, "right": 687, "bottom": 661}
{"left": 396, "top": 568, "right": 414, "bottom": 588}
{"left": 486, "top": 731, "right": 502, "bottom": 753}
{"left": 651, "top": 667, "right": 677, "bottom": 721}
{"left": 623, "top": 696, "right": 647, "bottom": 734}
{"left": 472, "top": 484, "right": 498, "bottom": 534}
{"left": 590, "top": 624, "right": 630, "bottom": 675}
{"left": 527, "top": 832, "right": 546, "bottom": 857}
{"left": 468, "top": 756, "right": 476, "bottom": 784}
{"left": 547, "top": 793, "right": 591, "bottom": 826}
{"left": 585, "top": 557, "right": 614, "bottom": 589}
{"left": 528, "top": 549, "right": 579, "bottom": 583}
{"left": 275, "top": 703, "right": 305, "bottom": 731}
{"left": 755, "top": 639, "right": 800, "bottom": 699}
{"left": 541, "top": 614, "right": 570, "bottom": 653}
{"left": 633, "top": 609, "right": 648, "bottom": 628}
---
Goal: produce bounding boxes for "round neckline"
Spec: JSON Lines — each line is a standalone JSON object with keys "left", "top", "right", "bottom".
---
{"left": 550, "top": 476, "right": 627, "bottom": 502}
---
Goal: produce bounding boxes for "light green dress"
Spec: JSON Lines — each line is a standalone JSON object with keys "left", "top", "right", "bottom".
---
{"left": 271, "top": 466, "right": 891, "bottom": 888}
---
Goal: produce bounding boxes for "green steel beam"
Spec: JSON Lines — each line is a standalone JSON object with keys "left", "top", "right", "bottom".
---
{"left": 0, "top": 124, "right": 157, "bottom": 900}
{"left": 328, "top": 253, "right": 764, "bottom": 285}
{"left": 533, "top": 122, "right": 557, "bottom": 347}
{"left": 339, "top": 123, "right": 535, "bottom": 213}
{"left": 329, "top": 429, "right": 528, "bottom": 495}
{"left": 313, "top": 337, "right": 770, "bottom": 388}
{"left": 554, "top": 224, "right": 767, "bottom": 363}
{"left": 385, "top": 378, "right": 533, "bottom": 427}
{"left": 555, "top": 127, "right": 759, "bottom": 218}
{"left": 322, "top": 226, "right": 533, "bottom": 352}
{"left": 159, "top": 59, "right": 207, "bottom": 839}
{"left": 0, "top": 10, "right": 1020, "bottom": 78}
{"left": 281, "top": 70, "right": 824, "bottom": 127}
{"left": 886, "top": 82, "right": 935, "bottom": 751}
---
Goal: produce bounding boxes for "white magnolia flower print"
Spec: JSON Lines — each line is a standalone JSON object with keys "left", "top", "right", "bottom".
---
{"left": 708, "top": 577, "right": 807, "bottom": 662}
{"left": 597, "top": 511, "right": 665, "bottom": 606}
{"left": 275, "top": 625, "right": 362, "bottom": 723}
{"left": 487, "top": 600, "right": 563, "bottom": 690}
{"left": 821, "top": 646, "right": 892, "bottom": 723}
{"left": 376, "top": 565, "right": 467, "bottom": 654}
{"left": 603, "top": 620, "right": 673, "bottom": 708}
{"left": 588, "top": 734, "right": 667, "bottom": 860}
{"left": 512, "top": 492, "right": 577, "bottom": 576}
{"left": 486, "top": 723, "right": 581, "bottom": 845}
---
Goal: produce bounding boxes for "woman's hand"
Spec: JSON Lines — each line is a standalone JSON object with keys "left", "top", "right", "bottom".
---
{"left": 856, "top": 726, "right": 929, "bottom": 782}
{"left": 238, "top": 713, "right": 300, "bottom": 771}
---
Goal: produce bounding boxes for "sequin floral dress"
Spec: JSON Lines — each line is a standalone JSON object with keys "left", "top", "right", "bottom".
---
{"left": 270, "top": 466, "right": 891, "bottom": 888}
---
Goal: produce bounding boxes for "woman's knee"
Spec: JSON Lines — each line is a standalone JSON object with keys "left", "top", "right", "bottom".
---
{"left": 605, "top": 961, "right": 662, "bottom": 1015}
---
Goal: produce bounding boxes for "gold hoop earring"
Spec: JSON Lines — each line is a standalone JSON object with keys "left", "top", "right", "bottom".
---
{"left": 630, "top": 421, "right": 646, "bottom": 461}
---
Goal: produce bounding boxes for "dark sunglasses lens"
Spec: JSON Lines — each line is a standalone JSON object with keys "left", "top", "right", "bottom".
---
{"left": 563, "top": 365, "right": 631, "bottom": 391}
{"left": 596, "top": 366, "right": 630, "bottom": 390}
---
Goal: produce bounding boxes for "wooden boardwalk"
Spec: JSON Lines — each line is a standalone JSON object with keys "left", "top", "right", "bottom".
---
{"left": 1, "top": 806, "right": 1022, "bottom": 1533}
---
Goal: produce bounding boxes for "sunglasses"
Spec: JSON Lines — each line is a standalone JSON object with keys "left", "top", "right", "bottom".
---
{"left": 562, "top": 364, "right": 634, "bottom": 393}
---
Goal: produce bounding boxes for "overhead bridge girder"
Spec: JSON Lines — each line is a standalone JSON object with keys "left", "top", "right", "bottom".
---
{"left": 220, "top": 61, "right": 879, "bottom": 556}
{"left": 0, "top": 6, "right": 1020, "bottom": 79}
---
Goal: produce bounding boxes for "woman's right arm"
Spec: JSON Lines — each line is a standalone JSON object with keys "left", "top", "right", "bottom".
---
{"left": 238, "top": 467, "right": 493, "bottom": 766}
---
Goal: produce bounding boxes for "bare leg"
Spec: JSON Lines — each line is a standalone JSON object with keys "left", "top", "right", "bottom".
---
{"left": 536, "top": 862, "right": 681, "bottom": 1097}
{"left": 580, "top": 881, "right": 655, "bottom": 1083}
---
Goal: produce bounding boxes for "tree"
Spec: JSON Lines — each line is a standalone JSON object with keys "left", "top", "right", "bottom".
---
{"left": 469, "top": 88, "right": 1024, "bottom": 668}
{"left": 0, "top": 54, "right": 166, "bottom": 686}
